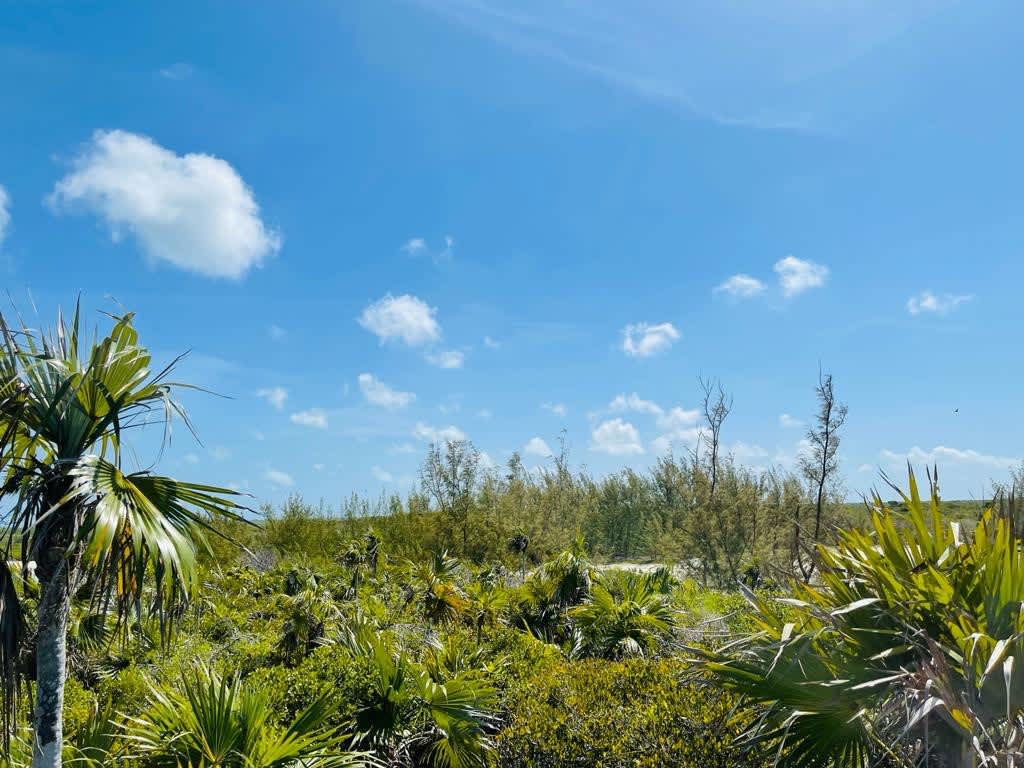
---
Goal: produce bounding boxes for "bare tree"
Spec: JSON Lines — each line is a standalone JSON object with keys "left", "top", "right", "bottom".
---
{"left": 797, "top": 370, "right": 848, "bottom": 579}
{"left": 698, "top": 376, "right": 733, "bottom": 501}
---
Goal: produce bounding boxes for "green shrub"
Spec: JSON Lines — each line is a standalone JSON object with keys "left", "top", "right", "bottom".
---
{"left": 246, "top": 644, "right": 377, "bottom": 729}
{"left": 496, "top": 655, "right": 764, "bottom": 768}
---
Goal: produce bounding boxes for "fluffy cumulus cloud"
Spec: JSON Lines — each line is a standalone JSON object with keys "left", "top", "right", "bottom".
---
{"left": 621, "top": 322, "right": 680, "bottom": 358}
{"left": 609, "top": 392, "right": 663, "bottom": 417}
{"left": 290, "top": 408, "right": 328, "bottom": 429}
{"left": 265, "top": 468, "right": 293, "bottom": 487}
{"left": 881, "top": 445, "right": 1020, "bottom": 469}
{"left": 426, "top": 349, "right": 465, "bottom": 369}
{"left": 358, "top": 373, "right": 415, "bottom": 408}
{"left": 656, "top": 406, "right": 700, "bottom": 432}
{"left": 590, "top": 418, "right": 644, "bottom": 455}
{"left": 413, "top": 422, "right": 466, "bottom": 444}
{"left": 0, "top": 184, "right": 10, "bottom": 247}
{"left": 256, "top": 386, "right": 288, "bottom": 410}
{"left": 49, "top": 130, "right": 280, "bottom": 279}
{"left": 779, "top": 413, "right": 803, "bottom": 428}
{"left": 774, "top": 256, "right": 828, "bottom": 297}
{"left": 907, "top": 290, "right": 973, "bottom": 316}
{"left": 714, "top": 273, "right": 765, "bottom": 298}
{"left": 523, "top": 437, "right": 553, "bottom": 457}
{"left": 358, "top": 293, "right": 441, "bottom": 346}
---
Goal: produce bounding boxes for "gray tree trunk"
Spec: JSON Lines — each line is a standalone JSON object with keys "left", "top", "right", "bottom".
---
{"left": 32, "top": 577, "right": 71, "bottom": 768}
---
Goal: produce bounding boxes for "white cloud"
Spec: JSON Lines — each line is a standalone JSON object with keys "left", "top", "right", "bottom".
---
{"left": 426, "top": 349, "right": 465, "bottom": 369}
{"left": 779, "top": 413, "right": 803, "bottom": 428}
{"left": 440, "top": 235, "right": 455, "bottom": 262}
{"left": 656, "top": 406, "right": 700, "bottom": 432}
{"left": 609, "top": 392, "right": 663, "bottom": 417}
{"left": 358, "top": 373, "right": 416, "bottom": 409}
{"left": 0, "top": 185, "right": 10, "bottom": 248}
{"left": 483, "top": 336, "right": 500, "bottom": 349}
{"left": 358, "top": 293, "right": 441, "bottom": 346}
{"left": 774, "top": 256, "right": 828, "bottom": 297}
{"left": 209, "top": 446, "right": 231, "bottom": 461}
{"left": 184, "top": 453, "right": 200, "bottom": 465}
{"left": 621, "top": 322, "right": 680, "bottom": 358}
{"left": 590, "top": 418, "right": 644, "bottom": 455}
{"left": 401, "top": 237, "right": 427, "bottom": 254}
{"left": 268, "top": 324, "right": 287, "bottom": 341}
{"left": 159, "top": 62, "right": 193, "bottom": 80}
{"left": 907, "top": 290, "right": 973, "bottom": 316}
{"left": 256, "top": 386, "right": 288, "bottom": 410}
{"left": 413, "top": 422, "right": 466, "bottom": 444}
{"left": 477, "top": 409, "right": 492, "bottom": 420}
{"left": 857, "top": 464, "right": 874, "bottom": 473}
{"left": 372, "top": 466, "right": 394, "bottom": 482}
{"left": 266, "top": 468, "right": 293, "bottom": 487}
{"left": 714, "top": 273, "right": 765, "bottom": 298}
{"left": 542, "top": 402, "right": 567, "bottom": 417}
{"left": 880, "top": 445, "right": 1020, "bottom": 469}
{"left": 730, "top": 441, "right": 769, "bottom": 459}
{"left": 312, "top": 463, "right": 325, "bottom": 471}
{"left": 49, "top": 130, "right": 280, "bottom": 279}
{"left": 390, "top": 442, "right": 417, "bottom": 455}
{"left": 290, "top": 408, "right": 328, "bottom": 430}
{"left": 524, "top": 437, "right": 553, "bottom": 457}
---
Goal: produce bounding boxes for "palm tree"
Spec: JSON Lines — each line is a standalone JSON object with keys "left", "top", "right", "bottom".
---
{"left": 700, "top": 468, "right": 1024, "bottom": 767}
{"left": 339, "top": 625, "right": 496, "bottom": 768}
{"left": 0, "top": 307, "right": 250, "bottom": 767}
{"left": 124, "top": 664, "right": 375, "bottom": 767}
{"left": 570, "top": 571, "right": 675, "bottom": 659}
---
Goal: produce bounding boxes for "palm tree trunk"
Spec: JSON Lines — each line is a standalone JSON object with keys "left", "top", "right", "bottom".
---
{"left": 33, "top": 572, "right": 72, "bottom": 768}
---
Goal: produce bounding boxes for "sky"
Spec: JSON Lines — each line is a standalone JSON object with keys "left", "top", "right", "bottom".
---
{"left": 1, "top": 0, "right": 1022, "bottom": 504}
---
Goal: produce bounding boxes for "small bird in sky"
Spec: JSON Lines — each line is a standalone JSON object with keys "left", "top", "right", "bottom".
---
{"left": 953, "top": 408, "right": 959, "bottom": 414}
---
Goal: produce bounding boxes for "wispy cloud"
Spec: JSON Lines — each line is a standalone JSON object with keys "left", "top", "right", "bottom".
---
{"left": 358, "top": 373, "right": 416, "bottom": 408}
{"left": 881, "top": 445, "right": 1020, "bottom": 469}
{"left": 159, "top": 62, "right": 193, "bottom": 80}
{"left": 542, "top": 402, "right": 567, "bottom": 417}
{"left": 413, "top": 422, "right": 466, "bottom": 443}
{"left": 257, "top": 386, "right": 288, "bottom": 410}
{"left": 266, "top": 468, "right": 293, "bottom": 487}
{"left": 411, "top": 1, "right": 945, "bottom": 132}
{"left": 426, "top": 349, "right": 465, "bottom": 369}
{"left": 779, "top": 413, "right": 803, "bottom": 428}
{"left": 372, "top": 465, "right": 395, "bottom": 482}
{"left": 714, "top": 274, "right": 766, "bottom": 298}
{"left": 0, "top": 185, "right": 10, "bottom": 248}
{"left": 907, "top": 290, "right": 973, "bottom": 315}
{"left": 290, "top": 408, "right": 328, "bottom": 429}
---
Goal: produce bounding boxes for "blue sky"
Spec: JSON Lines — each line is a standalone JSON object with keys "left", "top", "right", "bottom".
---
{"left": 1, "top": 0, "right": 1022, "bottom": 503}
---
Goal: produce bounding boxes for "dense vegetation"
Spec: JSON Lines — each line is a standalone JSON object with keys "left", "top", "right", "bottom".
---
{"left": 1, "top": 308, "right": 1021, "bottom": 768}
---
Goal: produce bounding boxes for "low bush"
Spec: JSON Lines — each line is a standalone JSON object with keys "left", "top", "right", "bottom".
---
{"left": 496, "top": 654, "right": 764, "bottom": 768}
